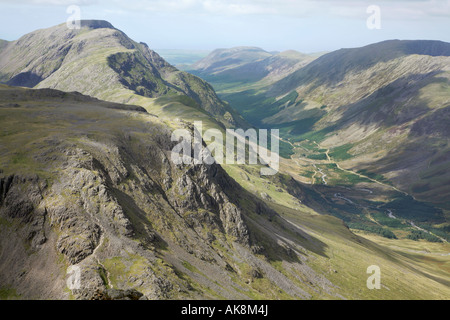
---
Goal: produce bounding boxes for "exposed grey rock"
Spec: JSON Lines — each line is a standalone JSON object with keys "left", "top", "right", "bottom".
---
{"left": 83, "top": 288, "right": 145, "bottom": 300}
{"left": 56, "top": 223, "right": 101, "bottom": 264}
{"left": 250, "top": 268, "right": 263, "bottom": 279}
{"left": 0, "top": 174, "right": 48, "bottom": 249}
{"left": 260, "top": 192, "right": 272, "bottom": 201}
{"left": 0, "top": 85, "right": 340, "bottom": 300}
{"left": 104, "top": 288, "right": 143, "bottom": 300}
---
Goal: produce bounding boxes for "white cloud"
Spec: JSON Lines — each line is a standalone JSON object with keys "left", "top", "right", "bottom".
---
{"left": 125, "top": 0, "right": 450, "bottom": 20}
{"left": 202, "top": 0, "right": 276, "bottom": 15}
{"left": 1, "top": 0, "right": 449, "bottom": 20}
{"left": 0, "top": 0, "right": 98, "bottom": 5}
{"left": 326, "top": 0, "right": 450, "bottom": 20}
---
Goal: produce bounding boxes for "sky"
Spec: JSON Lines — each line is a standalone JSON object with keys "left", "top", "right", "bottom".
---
{"left": 0, "top": 0, "right": 449, "bottom": 53}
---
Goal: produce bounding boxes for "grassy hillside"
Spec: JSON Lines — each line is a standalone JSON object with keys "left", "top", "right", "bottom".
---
{"left": 0, "top": 23, "right": 449, "bottom": 300}
{"left": 1, "top": 84, "right": 448, "bottom": 300}
{"left": 197, "top": 41, "right": 450, "bottom": 211}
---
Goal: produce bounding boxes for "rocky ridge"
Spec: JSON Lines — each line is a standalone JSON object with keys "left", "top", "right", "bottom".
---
{"left": 0, "top": 85, "right": 339, "bottom": 299}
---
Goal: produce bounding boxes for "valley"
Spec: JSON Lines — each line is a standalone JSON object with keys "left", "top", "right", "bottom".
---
{"left": 0, "top": 20, "right": 449, "bottom": 300}
{"left": 187, "top": 43, "right": 450, "bottom": 282}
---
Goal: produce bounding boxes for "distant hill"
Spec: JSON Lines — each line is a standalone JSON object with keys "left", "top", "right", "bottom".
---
{"left": 189, "top": 46, "right": 272, "bottom": 73}
{"left": 188, "top": 46, "right": 319, "bottom": 91}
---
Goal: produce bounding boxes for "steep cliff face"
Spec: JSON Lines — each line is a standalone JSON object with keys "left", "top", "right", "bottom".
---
{"left": 0, "top": 142, "right": 251, "bottom": 299}
{"left": 0, "top": 85, "right": 339, "bottom": 300}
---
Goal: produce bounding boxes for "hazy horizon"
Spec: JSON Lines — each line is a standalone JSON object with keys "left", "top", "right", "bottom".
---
{"left": 1, "top": 0, "right": 450, "bottom": 53}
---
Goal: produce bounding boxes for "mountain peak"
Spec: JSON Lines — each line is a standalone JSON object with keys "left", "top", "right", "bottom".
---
{"left": 78, "top": 19, "right": 116, "bottom": 30}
